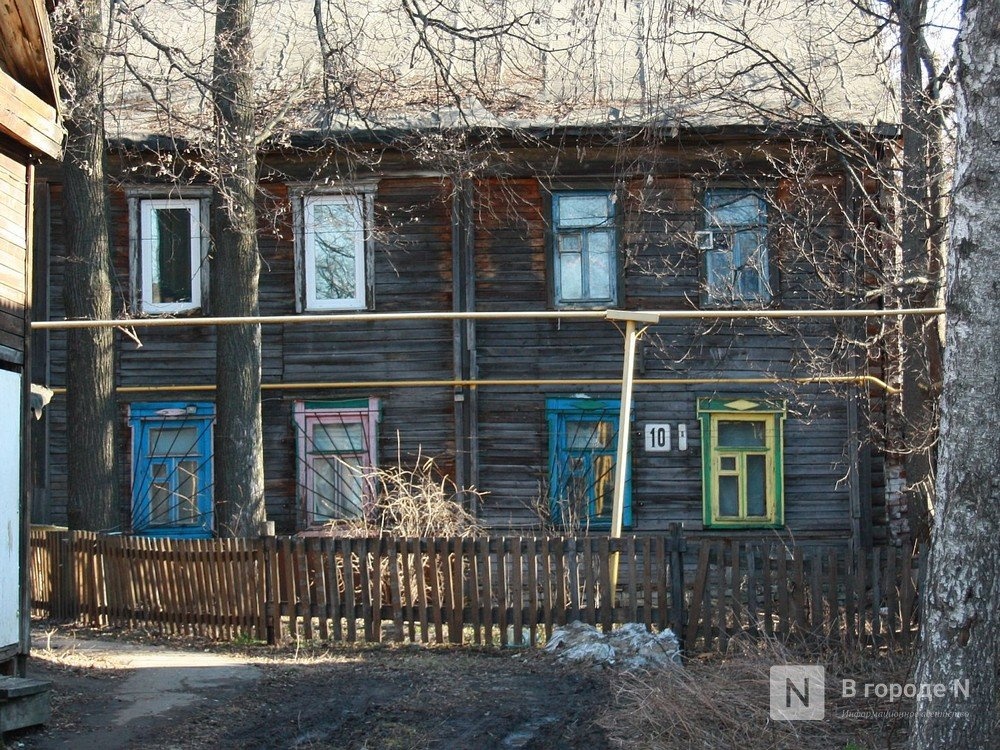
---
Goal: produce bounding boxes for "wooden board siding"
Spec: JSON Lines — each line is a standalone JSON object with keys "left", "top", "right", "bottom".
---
{"left": 41, "top": 175, "right": 457, "bottom": 534}
{"left": 471, "top": 173, "right": 860, "bottom": 537}
{"left": 0, "top": 152, "right": 27, "bottom": 360}
{"left": 0, "top": 68, "right": 61, "bottom": 158}
{"left": 36, "top": 140, "right": 884, "bottom": 545}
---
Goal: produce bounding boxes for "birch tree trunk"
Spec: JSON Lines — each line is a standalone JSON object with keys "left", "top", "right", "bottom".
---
{"left": 210, "top": 0, "right": 266, "bottom": 537}
{"left": 56, "top": 0, "right": 121, "bottom": 532}
{"left": 909, "top": 1, "right": 1000, "bottom": 746}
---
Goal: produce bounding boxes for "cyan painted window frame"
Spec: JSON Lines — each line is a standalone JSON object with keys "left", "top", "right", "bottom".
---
{"left": 547, "top": 397, "right": 632, "bottom": 530}
{"left": 129, "top": 402, "right": 214, "bottom": 538}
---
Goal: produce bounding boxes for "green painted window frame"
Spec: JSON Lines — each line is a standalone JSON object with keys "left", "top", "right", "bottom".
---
{"left": 697, "top": 397, "right": 786, "bottom": 528}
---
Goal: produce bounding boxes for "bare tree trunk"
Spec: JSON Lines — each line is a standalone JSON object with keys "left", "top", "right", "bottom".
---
{"left": 898, "top": 0, "right": 944, "bottom": 542}
{"left": 56, "top": 0, "right": 120, "bottom": 532}
{"left": 910, "top": 2, "right": 1000, "bottom": 746}
{"left": 211, "top": 0, "right": 266, "bottom": 537}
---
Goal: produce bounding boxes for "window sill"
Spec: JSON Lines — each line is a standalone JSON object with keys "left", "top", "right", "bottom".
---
{"left": 704, "top": 520, "right": 784, "bottom": 530}
{"left": 137, "top": 306, "right": 204, "bottom": 317}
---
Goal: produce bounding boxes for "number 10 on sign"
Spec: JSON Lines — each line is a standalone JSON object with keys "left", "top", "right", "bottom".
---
{"left": 645, "top": 424, "right": 671, "bottom": 452}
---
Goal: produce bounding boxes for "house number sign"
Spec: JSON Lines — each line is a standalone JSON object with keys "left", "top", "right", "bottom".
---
{"left": 644, "top": 423, "right": 671, "bottom": 452}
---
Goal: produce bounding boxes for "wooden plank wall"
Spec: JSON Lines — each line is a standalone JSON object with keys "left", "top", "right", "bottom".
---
{"left": 36, "top": 142, "right": 879, "bottom": 541}
{"left": 40, "top": 176, "right": 458, "bottom": 533}
{"left": 472, "top": 172, "right": 858, "bottom": 535}
{"left": 0, "top": 151, "right": 27, "bottom": 359}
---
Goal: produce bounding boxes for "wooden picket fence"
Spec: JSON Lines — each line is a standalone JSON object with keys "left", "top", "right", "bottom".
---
{"left": 684, "top": 540, "right": 922, "bottom": 651}
{"left": 29, "top": 528, "right": 921, "bottom": 651}
{"left": 29, "top": 531, "right": 268, "bottom": 640}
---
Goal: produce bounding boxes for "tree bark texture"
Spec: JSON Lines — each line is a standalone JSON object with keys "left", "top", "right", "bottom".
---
{"left": 211, "top": 0, "right": 266, "bottom": 537}
{"left": 910, "top": 2, "right": 1000, "bottom": 746}
{"left": 56, "top": 0, "right": 121, "bottom": 532}
{"left": 899, "top": 0, "right": 945, "bottom": 542}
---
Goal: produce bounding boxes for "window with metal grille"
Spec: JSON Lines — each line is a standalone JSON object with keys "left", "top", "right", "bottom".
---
{"left": 547, "top": 397, "right": 631, "bottom": 530}
{"left": 130, "top": 402, "right": 214, "bottom": 537}
{"left": 294, "top": 399, "right": 379, "bottom": 526}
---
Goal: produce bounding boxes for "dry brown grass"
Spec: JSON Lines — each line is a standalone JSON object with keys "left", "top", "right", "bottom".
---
{"left": 600, "top": 635, "right": 916, "bottom": 750}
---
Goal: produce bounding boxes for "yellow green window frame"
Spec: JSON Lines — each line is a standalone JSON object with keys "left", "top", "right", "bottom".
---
{"left": 697, "top": 397, "right": 786, "bottom": 528}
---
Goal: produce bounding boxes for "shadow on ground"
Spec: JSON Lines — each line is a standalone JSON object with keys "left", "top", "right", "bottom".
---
{"left": 8, "top": 629, "right": 611, "bottom": 750}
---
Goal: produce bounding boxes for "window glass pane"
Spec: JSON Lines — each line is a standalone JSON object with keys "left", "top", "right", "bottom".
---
{"left": 312, "top": 202, "right": 360, "bottom": 300}
{"left": 151, "top": 208, "right": 193, "bottom": 304}
{"left": 720, "top": 455, "right": 737, "bottom": 471}
{"left": 557, "top": 195, "right": 610, "bottom": 228}
{"left": 567, "top": 419, "right": 615, "bottom": 450}
{"left": 559, "top": 250, "right": 583, "bottom": 300}
{"left": 176, "top": 460, "right": 199, "bottom": 525}
{"left": 592, "top": 454, "right": 614, "bottom": 520}
{"left": 733, "top": 230, "right": 766, "bottom": 297}
{"left": 587, "top": 231, "right": 614, "bottom": 299}
{"left": 558, "top": 456, "right": 588, "bottom": 525}
{"left": 559, "top": 233, "right": 582, "bottom": 253}
{"left": 311, "top": 421, "right": 365, "bottom": 453}
{"left": 149, "top": 426, "right": 200, "bottom": 457}
{"left": 150, "top": 463, "right": 171, "bottom": 525}
{"left": 706, "top": 192, "right": 762, "bottom": 227}
{"left": 313, "top": 455, "right": 364, "bottom": 520}
{"left": 718, "top": 420, "right": 766, "bottom": 447}
{"left": 746, "top": 454, "right": 767, "bottom": 516}
{"left": 718, "top": 475, "right": 739, "bottom": 516}
{"left": 706, "top": 249, "right": 733, "bottom": 298}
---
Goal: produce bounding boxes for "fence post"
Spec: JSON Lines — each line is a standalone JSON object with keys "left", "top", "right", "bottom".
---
{"left": 261, "top": 524, "right": 278, "bottom": 645}
{"left": 59, "top": 531, "right": 76, "bottom": 621}
{"left": 668, "top": 523, "right": 686, "bottom": 646}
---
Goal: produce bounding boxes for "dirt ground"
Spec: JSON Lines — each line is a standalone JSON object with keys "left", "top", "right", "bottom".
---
{"left": 6, "top": 627, "right": 612, "bottom": 750}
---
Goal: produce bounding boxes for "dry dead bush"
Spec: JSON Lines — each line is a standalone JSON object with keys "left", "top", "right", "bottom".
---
{"left": 600, "top": 635, "right": 915, "bottom": 750}
{"left": 316, "top": 453, "right": 483, "bottom": 618}
{"left": 329, "top": 451, "right": 484, "bottom": 538}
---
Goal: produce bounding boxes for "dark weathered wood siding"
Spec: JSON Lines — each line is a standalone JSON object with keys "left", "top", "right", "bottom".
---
{"left": 40, "top": 172, "right": 458, "bottom": 533}
{"left": 469, "top": 161, "right": 869, "bottom": 538}
{"left": 37, "top": 136, "right": 884, "bottom": 543}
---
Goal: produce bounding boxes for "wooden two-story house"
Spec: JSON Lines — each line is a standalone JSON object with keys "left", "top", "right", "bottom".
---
{"left": 32, "top": 0, "right": 901, "bottom": 553}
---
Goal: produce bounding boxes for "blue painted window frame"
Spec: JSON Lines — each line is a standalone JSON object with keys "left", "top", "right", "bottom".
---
{"left": 546, "top": 397, "right": 632, "bottom": 530}
{"left": 129, "top": 402, "right": 214, "bottom": 538}
{"left": 551, "top": 191, "right": 619, "bottom": 308}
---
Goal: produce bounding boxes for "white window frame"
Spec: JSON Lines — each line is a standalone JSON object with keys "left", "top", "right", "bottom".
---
{"left": 296, "top": 190, "right": 374, "bottom": 312}
{"left": 134, "top": 197, "right": 208, "bottom": 314}
{"left": 294, "top": 399, "right": 380, "bottom": 527}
